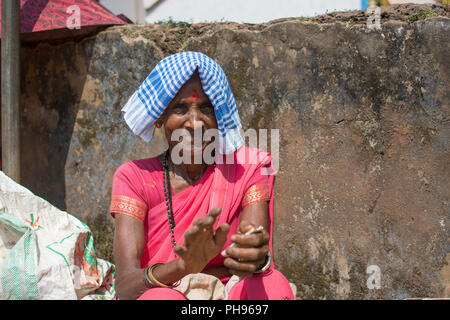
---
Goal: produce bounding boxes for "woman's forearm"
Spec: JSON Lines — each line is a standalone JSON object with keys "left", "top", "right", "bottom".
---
{"left": 116, "top": 258, "right": 189, "bottom": 300}
{"left": 115, "top": 267, "right": 149, "bottom": 300}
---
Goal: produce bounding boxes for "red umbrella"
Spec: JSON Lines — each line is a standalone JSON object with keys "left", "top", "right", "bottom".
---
{"left": 0, "top": 0, "right": 128, "bottom": 42}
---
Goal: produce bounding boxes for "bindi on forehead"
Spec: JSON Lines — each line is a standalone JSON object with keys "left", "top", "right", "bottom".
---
{"left": 190, "top": 89, "right": 199, "bottom": 100}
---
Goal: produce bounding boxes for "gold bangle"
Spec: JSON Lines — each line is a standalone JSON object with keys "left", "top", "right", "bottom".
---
{"left": 146, "top": 263, "right": 180, "bottom": 288}
{"left": 143, "top": 266, "right": 155, "bottom": 288}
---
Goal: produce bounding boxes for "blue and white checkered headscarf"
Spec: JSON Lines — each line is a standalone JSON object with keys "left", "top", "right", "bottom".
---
{"left": 122, "top": 51, "right": 243, "bottom": 154}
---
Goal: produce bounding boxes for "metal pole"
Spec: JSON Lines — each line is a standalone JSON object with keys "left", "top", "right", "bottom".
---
{"left": 2, "top": 0, "right": 21, "bottom": 182}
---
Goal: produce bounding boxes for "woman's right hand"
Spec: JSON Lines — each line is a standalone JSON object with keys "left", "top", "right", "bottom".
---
{"left": 174, "top": 208, "right": 230, "bottom": 274}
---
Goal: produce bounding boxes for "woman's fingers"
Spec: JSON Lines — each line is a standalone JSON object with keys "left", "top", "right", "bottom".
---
{"left": 224, "top": 245, "right": 269, "bottom": 263}
{"left": 214, "top": 223, "right": 230, "bottom": 247}
{"left": 192, "top": 207, "right": 221, "bottom": 231}
{"left": 193, "top": 216, "right": 214, "bottom": 234}
{"left": 230, "top": 230, "right": 270, "bottom": 248}
{"left": 208, "top": 207, "right": 222, "bottom": 219}
{"left": 183, "top": 225, "right": 200, "bottom": 247}
{"left": 224, "top": 245, "right": 269, "bottom": 278}
{"left": 237, "top": 220, "right": 255, "bottom": 234}
{"left": 224, "top": 256, "right": 267, "bottom": 278}
{"left": 173, "top": 244, "right": 188, "bottom": 257}
{"left": 182, "top": 207, "right": 226, "bottom": 251}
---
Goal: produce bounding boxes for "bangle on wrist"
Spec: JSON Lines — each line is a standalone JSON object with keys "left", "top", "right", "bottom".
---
{"left": 254, "top": 251, "right": 272, "bottom": 274}
{"left": 144, "top": 263, "right": 180, "bottom": 288}
{"left": 143, "top": 265, "right": 156, "bottom": 288}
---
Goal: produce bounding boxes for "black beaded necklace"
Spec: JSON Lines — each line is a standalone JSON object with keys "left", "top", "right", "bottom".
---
{"left": 162, "top": 151, "right": 177, "bottom": 250}
{"left": 162, "top": 150, "right": 216, "bottom": 251}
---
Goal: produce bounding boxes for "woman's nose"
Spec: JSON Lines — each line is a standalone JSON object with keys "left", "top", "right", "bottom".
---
{"left": 185, "top": 108, "right": 203, "bottom": 131}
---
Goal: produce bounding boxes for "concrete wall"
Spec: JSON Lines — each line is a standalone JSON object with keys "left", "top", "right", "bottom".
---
{"left": 18, "top": 5, "right": 449, "bottom": 299}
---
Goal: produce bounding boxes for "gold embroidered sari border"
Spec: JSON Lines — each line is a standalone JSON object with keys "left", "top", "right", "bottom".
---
{"left": 110, "top": 195, "right": 147, "bottom": 223}
{"left": 242, "top": 184, "right": 270, "bottom": 208}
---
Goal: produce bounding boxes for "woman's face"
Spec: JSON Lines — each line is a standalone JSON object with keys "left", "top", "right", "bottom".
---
{"left": 155, "top": 72, "right": 218, "bottom": 163}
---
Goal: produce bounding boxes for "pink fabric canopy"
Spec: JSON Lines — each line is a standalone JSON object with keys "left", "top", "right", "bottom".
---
{"left": 0, "top": 0, "right": 128, "bottom": 41}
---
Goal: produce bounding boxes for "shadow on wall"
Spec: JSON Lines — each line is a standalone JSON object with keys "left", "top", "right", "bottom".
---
{"left": 19, "top": 39, "right": 95, "bottom": 211}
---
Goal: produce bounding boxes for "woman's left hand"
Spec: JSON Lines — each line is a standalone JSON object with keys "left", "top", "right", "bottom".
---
{"left": 223, "top": 221, "right": 270, "bottom": 278}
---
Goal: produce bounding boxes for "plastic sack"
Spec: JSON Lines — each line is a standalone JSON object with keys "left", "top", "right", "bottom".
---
{"left": 0, "top": 171, "right": 115, "bottom": 300}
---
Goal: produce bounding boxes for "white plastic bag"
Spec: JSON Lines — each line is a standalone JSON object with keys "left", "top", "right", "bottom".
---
{"left": 0, "top": 171, "right": 115, "bottom": 300}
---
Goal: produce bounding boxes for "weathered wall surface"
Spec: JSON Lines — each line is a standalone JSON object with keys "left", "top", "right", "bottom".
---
{"left": 18, "top": 5, "right": 449, "bottom": 299}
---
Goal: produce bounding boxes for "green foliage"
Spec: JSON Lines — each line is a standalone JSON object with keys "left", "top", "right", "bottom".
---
{"left": 376, "top": 0, "right": 390, "bottom": 6}
{"left": 153, "top": 17, "right": 192, "bottom": 53}
{"left": 155, "top": 16, "right": 191, "bottom": 28}
{"left": 407, "top": 7, "right": 438, "bottom": 23}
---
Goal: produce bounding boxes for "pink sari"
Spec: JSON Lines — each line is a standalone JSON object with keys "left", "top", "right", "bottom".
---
{"left": 111, "top": 146, "right": 294, "bottom": 300}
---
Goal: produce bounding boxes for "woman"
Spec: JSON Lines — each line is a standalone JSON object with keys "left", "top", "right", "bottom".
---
{"left": 110, "top": 52, "right": 294, "bottom": 300}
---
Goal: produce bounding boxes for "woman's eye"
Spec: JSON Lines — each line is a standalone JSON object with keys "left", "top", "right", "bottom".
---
{"left": 201, "top": 104, "right": 214, "bottom": 114}
{"left": 173, "top": 105, "right": 187, "bottom": 114}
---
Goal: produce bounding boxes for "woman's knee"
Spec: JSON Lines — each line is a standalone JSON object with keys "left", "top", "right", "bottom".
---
{"left": 137, "top": 287, "right": 188, "bottom": 300}
{"left": 228, "top": 268, "right": 295, "bottom": 300}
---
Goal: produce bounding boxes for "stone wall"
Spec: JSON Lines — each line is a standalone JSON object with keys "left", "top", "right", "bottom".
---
{"left": 18, "top": 5, "right": 449, "bottom": 299}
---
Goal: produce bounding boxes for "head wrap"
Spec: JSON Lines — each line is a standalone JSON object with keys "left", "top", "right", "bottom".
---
{"left": 122, "top": 51, "right": 243, "bottom": 154}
